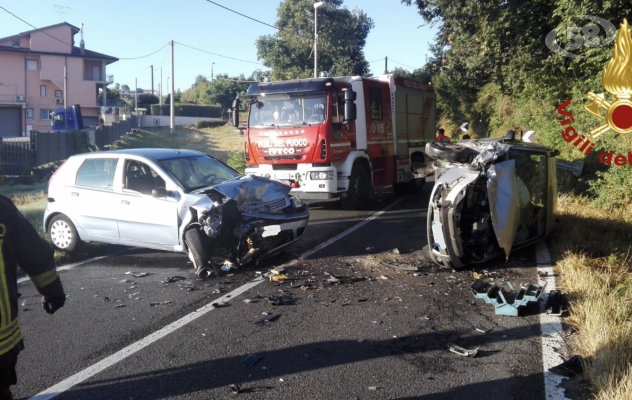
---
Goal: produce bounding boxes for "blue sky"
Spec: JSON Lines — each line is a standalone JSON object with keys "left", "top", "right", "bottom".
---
{"left": 1, "top": 1, "right": 437, "bottom": 92}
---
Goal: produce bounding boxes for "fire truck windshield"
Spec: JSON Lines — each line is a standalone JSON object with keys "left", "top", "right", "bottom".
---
{"left": 249, "top": 92, "right": 327, "bottom": 128}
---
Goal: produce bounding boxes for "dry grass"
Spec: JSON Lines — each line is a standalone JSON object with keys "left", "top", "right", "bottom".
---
{"left": 551, "top": 194, "right": 632, "bottom": 400}
{"left": 111, "top": 124, "right": 244, "bottom": 163}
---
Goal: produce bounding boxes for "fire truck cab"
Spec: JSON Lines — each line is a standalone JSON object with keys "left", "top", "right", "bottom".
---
{"left": 234, "top": 74, "right": 436, "bottom": 209}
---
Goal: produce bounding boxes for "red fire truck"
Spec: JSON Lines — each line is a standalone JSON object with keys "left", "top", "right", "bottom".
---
{"left": 232, "top": 74, "right": 436, "bottom": 209}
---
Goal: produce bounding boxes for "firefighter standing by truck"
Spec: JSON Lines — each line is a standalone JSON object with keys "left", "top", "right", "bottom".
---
{"left": 0, "top": 194, "right": 66, "bottom": 400}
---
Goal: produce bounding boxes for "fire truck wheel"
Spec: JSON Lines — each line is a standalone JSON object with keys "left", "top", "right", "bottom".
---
{"left": 424, "top": 142, "right": 474, "bottom": 163}
{"left": 340, "top": 162, "right": 372, "bottom": 210}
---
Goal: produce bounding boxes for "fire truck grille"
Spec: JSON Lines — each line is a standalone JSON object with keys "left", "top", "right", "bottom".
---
{"left": 272, "top": 164, "right": 297, "bottom": 171}
{"left": 264, "top": 156, "right": 303, "bottom": 161}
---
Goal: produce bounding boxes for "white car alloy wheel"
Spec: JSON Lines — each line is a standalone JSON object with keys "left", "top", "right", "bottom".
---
{"left": 50, "top": 219, "right": 73, "bottom": 249}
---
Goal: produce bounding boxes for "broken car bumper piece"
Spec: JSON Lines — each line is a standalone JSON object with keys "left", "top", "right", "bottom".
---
{"left": 470, "top": 279, "right": 546, "bottom": 316}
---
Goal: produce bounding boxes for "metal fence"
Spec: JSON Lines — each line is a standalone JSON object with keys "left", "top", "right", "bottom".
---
{"left": 0, "top": 116, "right": 137, "bottom": 176}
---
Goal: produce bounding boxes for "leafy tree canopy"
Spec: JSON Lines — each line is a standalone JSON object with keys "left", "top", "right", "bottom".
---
{"left": 256, "top": 0, "right": 374, "bottom": 80}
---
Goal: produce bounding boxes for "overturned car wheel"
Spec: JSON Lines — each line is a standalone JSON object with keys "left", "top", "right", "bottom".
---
{"left": 185, "top": 228, "right": 214, "bottom": 278}
{"left": 425, "top": 142, "right": 475, "bottom": 164}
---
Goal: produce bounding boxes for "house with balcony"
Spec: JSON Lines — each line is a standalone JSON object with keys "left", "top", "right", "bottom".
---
{"left": 0, "top": 22, "right": 118, "bottom": 136}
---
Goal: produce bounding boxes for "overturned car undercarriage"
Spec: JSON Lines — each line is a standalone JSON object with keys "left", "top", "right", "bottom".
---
{"left": 184, "top": 176, "right": 309, "bottom": 278}
{"left": 424, "top": 135, "right": 557, "bottom": 269}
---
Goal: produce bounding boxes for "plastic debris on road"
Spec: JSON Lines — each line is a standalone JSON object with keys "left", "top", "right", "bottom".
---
{"left": 546, "top": 289, "right": 564, "bottom": 316}
{"left": 149, "top": 301, "right": 172, "bottom": 306}
{"left": 381, "top": 261, "right": 420, "bottom": 271}
{"left": 470, "top": 279, "right": 546, "bottom": 316}
{"left": 254, "top": 313, "right": 280, "bottom": 324}
{"left": 549, "top": 355, "right": 585, "bottom": 376}
{"left": 211, "top": 301, "right": 228, "bottom": 308}
{"left": 228, "top": 384, "right": 241, "bottom": 394}
{"left": 447, "top": 343, "right": 479, "bottom": 357}
{"left": 365, "top": 247, "right": 375, "bottom": 253}
{"left": 125, "top": 272, "right": 149, "bottom": 277}
{"left": 114, "top": 304, "right": 127, "bottom": 308}
{"left": 161, "top": 276, "right": 186, "bottom": 284}
{"left": 240, "top": 354, "right": 262, "bottom": 368}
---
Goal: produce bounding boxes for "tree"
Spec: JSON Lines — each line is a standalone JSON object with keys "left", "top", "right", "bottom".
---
{"left": 114, "top": 83, "right": 120, "bottom": 91}
{"left": 256, "top": 0, "right": 374, "bottom": 80}
{"left": 137, "top": 93, "right": 159, "bottom": 105}
{"left": 106, "top": 88, "right": 119, "bottom": 99}
{"left": 120, "top": 84, "right": 130, "bottom": 93}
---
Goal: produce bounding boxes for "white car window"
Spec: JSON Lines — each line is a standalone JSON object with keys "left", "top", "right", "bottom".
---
{"left": 75, "top": 158, "right": 118, "bottom": 190}
{"left": 123, "top": 160, "right": 165, "bottom": 195}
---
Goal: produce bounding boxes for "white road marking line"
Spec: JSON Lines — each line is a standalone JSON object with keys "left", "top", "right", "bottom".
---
{"left": 300, "top": 195, "right": 407, "bottom": 259}
{"left": 536, "top": 240, "right": 571, "bottom": 400}
{"left": 29, "top": 197, "right": 407, "bottom": 400}
{"left": 18, "top": 249, "right": 130, "bottom": 284}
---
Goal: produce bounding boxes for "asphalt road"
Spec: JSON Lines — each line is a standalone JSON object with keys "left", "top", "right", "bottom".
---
{"left": 14, "top": 182, "right": 561, "bottom": 400}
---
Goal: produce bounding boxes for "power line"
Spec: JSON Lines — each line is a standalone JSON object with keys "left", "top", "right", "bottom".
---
{"left": 204, "top": 0, "right": 278, "bottom": 30}
{"left": 175, "top": 42, "right": 262, "bottom": 65}
{"left": 389, "top": 58, "right": 417, "bottom": 70}
{"left": 368, "top": 57, "right": 385, "bottom": 64}
{"left": 118, "top": 43, "right": 169, "bottom": 60}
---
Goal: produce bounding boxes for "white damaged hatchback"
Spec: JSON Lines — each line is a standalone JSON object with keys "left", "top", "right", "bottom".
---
{"left": 44, "top": 149, "right": 309, "bottom": 277}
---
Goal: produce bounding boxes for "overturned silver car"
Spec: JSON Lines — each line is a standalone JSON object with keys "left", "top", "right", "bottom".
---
{"left": 44, "top": 149, "right": 309, "bottom": 277}
{"left": 424, "top": 133, "right": 557, "bottom": 269}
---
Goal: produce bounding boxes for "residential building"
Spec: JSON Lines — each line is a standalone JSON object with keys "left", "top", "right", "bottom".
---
{"left": 0, "top": 22, "right": 118, "bottom": 136}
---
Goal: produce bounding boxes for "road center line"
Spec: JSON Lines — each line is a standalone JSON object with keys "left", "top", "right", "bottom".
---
{"left": 536, "top": 240, "right": 571, "bottom": 400}
{"left": 29, "top": 196, "right": 406, "bottom": 400}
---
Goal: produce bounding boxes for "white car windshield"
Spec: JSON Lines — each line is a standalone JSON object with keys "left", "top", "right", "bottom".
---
{"left": 159, "top": 155, "right": 240, "bottom": 192}
{"left": 249, "top": 92, "right": 327, "bottom": 128}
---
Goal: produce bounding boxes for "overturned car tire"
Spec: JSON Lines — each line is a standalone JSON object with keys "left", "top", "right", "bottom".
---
{"left": 425, "top": 142, "right": 475, "bottom": 164}
{"left": 185, "top": 228, "right": 214, "bottom": 278}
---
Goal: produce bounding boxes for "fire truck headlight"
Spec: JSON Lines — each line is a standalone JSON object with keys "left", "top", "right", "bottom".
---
{"left": 310, "top": 171, "right": 334, "bottom": 180}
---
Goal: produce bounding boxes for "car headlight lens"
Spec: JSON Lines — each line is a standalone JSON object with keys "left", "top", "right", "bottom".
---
{"left": 290, "top": 196, "right": 303, "bottom": 208}
{"left": 309, "top": 171, "right": 334, "bottom": 180}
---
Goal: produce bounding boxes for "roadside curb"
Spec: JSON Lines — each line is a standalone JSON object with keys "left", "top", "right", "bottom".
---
{"left": 536, "top": 240, "right": 571, "bottom": 400}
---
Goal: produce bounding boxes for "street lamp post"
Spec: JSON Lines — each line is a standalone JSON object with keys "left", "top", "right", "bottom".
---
{"left": 313, "top": 2, "right": 324, "bottom": 78}
{"left": 211, "top": 62, "right": 215, "bottom": 95}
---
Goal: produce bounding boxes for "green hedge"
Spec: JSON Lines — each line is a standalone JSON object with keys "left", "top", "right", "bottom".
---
{"left": 194, "top": 120, "right": 228, "bottom": 129}
{"left": 150, "top": 104, "right": 222, "bottom": 118}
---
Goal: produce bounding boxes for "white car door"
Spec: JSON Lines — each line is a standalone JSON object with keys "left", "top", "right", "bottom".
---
{"left": 70, "top": 157, "right": 121, "bottom": 238}
{"left": 116, "top": 158, "right": 179, "bottom": 246}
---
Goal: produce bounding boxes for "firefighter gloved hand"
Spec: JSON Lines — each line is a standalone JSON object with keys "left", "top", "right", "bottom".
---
{"left": 42, "top": 295, "right": 66, "bottom": 315}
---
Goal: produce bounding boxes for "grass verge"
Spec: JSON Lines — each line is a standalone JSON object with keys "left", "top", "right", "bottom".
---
{"left": 550, "top": 194, "right": 632, "bottom": 400}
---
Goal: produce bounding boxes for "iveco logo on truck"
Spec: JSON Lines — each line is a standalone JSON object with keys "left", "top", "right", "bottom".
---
{"left": 232, "top": 75, "right": 436, "bottom": 210}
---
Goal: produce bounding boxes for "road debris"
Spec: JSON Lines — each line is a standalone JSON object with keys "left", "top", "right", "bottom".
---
{"left": 211, "top": 301, "right": 228, "bottom": 308}
{"left": 368, "top": 386, "right": 378, "bottom": 391}
{"left": 546, "top": 290, "right": 564, "bottom": 316}
{"left": 161, "top": 276, "right": 186, "bottom": 284}
{"left": 125, "top": 272, "right": 149, "bottom": 278}
{"left": 371, "top": 320, "right": 383, "bottom": 325}
{"left": 269, "top": 274, "right": 288, "bottom": 282}
{"left": 229, "top": 384, "right": 241, "bottom": 394}
{"left": 271, "top": 266, "right": 287, "bottom": 275}
{"left": 254, "top": 313, "right": 280, "bottom": 324}
{"left": 365, "top": 247, "right": 375, "bottom": 253}
{"left": 114, "top": 304, "right": 127, "bottom": 308}
{"left": 358, "top": 339, "right": 366, "bottom": 343}
{"left": 476, "top": 328, "right": 492, "bottom": 333}
{"left": 549, "top": 355, "right": 585, "bottom": 376}
{"left": 447, "top": 343, "right": 479, "bottom": 357}
{"left": 381, "top": 261, "right": 420, "bottom": 271}
{"left": 303, "top": 354, "right": 312, "bottom": 360}
{"left": 470, "top": 279, "right": 546, "bottom": 316}
{"left": 240, "top": 354, "right": 262, "bottom": 368}
{"left": 150, "top": 301, "right": 172, "bottom": 306}
{"left": 392, "top": 248, "right": 400, "bottom": 254}
{"left": 325, "top": 272, "right": 366, "bottom": 285}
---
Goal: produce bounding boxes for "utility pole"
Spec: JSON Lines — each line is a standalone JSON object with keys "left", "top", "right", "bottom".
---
{"left": 313, "top": 2, "right": 324, "bottom": 78}
{"left": 384, "top": 56, "right": 388, "bottom": 74}
{"left": 135, "top": 78, "right": 138, "bottom": 112}
{"left": 63, "top": 66, "right": 68, "bottom": 132}
{"left": 160, "top": 67, "right": 163, "bottom": 116}
{"left": 151, "top": 65, "right": 154, "bottom": 97}
{"left": 170, "top": 40, "right": 174, "bottom": 133}
{"left": 211, "top": 62, "right": 215, "bottom": 95}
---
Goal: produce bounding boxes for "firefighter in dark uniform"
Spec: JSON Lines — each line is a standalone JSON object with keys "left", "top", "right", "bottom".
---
{"left": 0, "top": 194, "right": 66, "bottom": 399}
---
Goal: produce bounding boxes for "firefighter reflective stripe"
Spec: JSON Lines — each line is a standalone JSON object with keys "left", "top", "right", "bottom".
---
{"left": 0, "top": 327, "right": 21, "bottom": 357}
{"left": 28, "top": 269, "right": 59, "bottom": 289}
{"left": 0, "top": 319, "right": 18, "bottom": 341}
{"left": 0, "top": 237, "right": 11, "bottom": 327}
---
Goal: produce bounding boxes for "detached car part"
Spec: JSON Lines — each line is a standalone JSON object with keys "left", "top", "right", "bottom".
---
{"left": 470, "top": 279, "right": 547, "bottom": 316}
